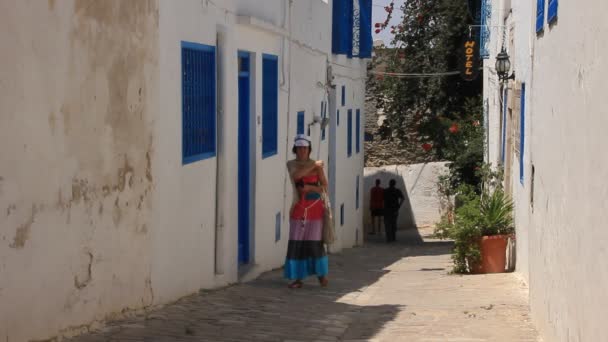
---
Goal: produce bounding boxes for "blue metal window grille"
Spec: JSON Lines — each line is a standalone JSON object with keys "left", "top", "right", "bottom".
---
{"left": 358, "top": 0, "right": 373, "bottom": 58}
{"left": 356, "top": 175, "right": 360, "bottom": 209}
{"left": 340, "top": 203, "right": 345, "bottom": 226}
{"left": 275, "top": 212, "right": 281, "bottom": 242}
{"left": 536, "top": 0, "right": 545, "bottom": 33}
{"left": 297, "top": 111, "right": 305, "bottom": 135}
{"left": 501, "top": 88, "right": 508, "bottom": 164}
{"left": 332, "top": 0, "right": 353, "bottom": 55}
{"left": 262, "top": 54, "right": 279, "bottom": 158}
{"left": 181, "top": 41, "right": 216, "bottom": 165}
{"left": 347, "top": 109, "right": 353, "bottom": 157}
{"left": 337, "top": 109, "right": 340, "bottom": 126}
{"left": 341, "top": 85, "right": 346, "bottom": 106}
{"left": 520, "top": 84, "right": 526, "bottom": 184}
{"left": 547, "top": 0, "right": 558, "bottom": 24}
{"left": 321, "top": 102, "right": 327, "bottom": 140}
{"left": 355, "top": 109, "right": 361, "bottom": 153}
{"left": 479, "top": 0, "right": 491, "bottom": 59}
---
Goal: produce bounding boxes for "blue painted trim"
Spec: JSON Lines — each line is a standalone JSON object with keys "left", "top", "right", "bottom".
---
{"left": 183, "top": 152, "right": 216, "bottom": 165}
{"left": 341, "top": 85, "right": 346, "bottom": 106}
{"left": 519, "top": 83, "right": 526, "bottom": 185}
{"left": 181, "top": 41, "right": 215, "bottom": 52}
{"left": 262, "top": 53, "right": 279, "bottom": 159}
{"left": 297, "top": 111, "right": 305, "bottom": 135}
{"left": 238, "top": 50, "right": 250, "bottom": 58}
{"left": 501, "top": 88, "right": 508, "bottom": 164}
{"left": 347, "top": 109, "right": 353, "bottom": 157}
{"left": 275, "top": 212, "right": 281, "bottom": 242}
{"left": 547, "top": 0, "right": 558, "bottom": 24}
{"left": 262, "top": 53, "right": 278, "bottom": 61}
{"left": 181, "top": 41, "right": 217, "bottom": 165}
{"left": 337, "top": 109, "right": 340, "bottom": 126}
{"left": 536, "top": 0, "right": 545, "bottom": 33}
{"left": 355, "top": 109, "right": 361, "bottom": 153}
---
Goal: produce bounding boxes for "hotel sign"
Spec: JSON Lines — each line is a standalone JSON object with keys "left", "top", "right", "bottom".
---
{"left": 460, "top": 38, "right": 480, "bottom": 81}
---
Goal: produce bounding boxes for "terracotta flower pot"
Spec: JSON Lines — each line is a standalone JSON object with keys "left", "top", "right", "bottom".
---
{"left": 478, "top": 235, "right": 509, "bottom": 274}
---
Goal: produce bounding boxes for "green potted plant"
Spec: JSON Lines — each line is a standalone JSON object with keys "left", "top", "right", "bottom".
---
{"left": 435, "top": 165, "right": 514, "bottom": 274}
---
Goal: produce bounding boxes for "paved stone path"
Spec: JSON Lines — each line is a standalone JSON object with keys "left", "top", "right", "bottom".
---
{"left": 69, "top": 228, "right": 540, "bottom": 342}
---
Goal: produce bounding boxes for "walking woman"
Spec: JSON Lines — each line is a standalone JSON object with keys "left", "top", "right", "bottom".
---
{"left": 284, "top": 134, "right": 329, "bottom": 289}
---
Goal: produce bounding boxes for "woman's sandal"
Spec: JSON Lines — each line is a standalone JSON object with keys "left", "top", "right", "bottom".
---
{"left": 288, "top": 280, "right": 303, "bottom": 289}
{"left": 318, "top": 276, "right": 329, "bottom": 287}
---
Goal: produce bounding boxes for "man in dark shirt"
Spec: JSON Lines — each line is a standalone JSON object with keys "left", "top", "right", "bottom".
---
{"left": 383, "top": 179, "right": 404, "bottom": 242}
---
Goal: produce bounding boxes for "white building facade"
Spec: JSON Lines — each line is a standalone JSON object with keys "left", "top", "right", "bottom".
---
{"left": 0, "top": 1, "right": 371, "bottom": 341}
{"left": 483, "top": 0, "right": 608, "bottom": 340}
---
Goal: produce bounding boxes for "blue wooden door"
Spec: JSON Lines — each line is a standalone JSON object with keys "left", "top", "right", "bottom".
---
{"left": 238, "top": 52, "right": 251, "bottom": 265}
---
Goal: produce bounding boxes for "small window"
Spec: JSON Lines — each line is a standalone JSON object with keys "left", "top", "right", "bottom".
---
{"left": 355, "top": 109, "right": 361, "bottom": 153}
{"left": 356, "top": 175, "right": 360, "bottom": 209}
{"left": 181, "top": 41, "right": 216, "bottom": 165}
{"left": 275, "top": 212, "right": 281, "bottom": 242}
{"left": 341, "top": 85, "right": 346, "bottom": 106}
{"left": 262, "top": 54, "right": 279, "bottom": 158}
{"left": 536, "top": 0, "right": 545, "bottom": 33}
{"left": 297, "top": 111, "right": 305, "bottom": 135}
{"left": 340, "top": 203, "right": 344, "bottom": 226}
{"left": 547, "top": 0, "right": 558, "bottom": 24}
{"left": 347, "top": 109, "right": 353, "bottom": 157}
{"left": 321, "top": 102, "right": 327, "bottom": 140}
{"left": 337, "top": 109, "right": 340, "bottom": 126}
{"left": 520, "top": 83, "right": 526, "bottom": 184}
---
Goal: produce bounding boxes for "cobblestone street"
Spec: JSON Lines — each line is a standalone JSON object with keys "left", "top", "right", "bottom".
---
{"left": 69, "top": 228, "right": 540, "bottom": 342}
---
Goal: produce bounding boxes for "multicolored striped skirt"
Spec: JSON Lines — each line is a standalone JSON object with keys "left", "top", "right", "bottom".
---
{"left": 284, "top": 192, "right": 328, "bottom": 280}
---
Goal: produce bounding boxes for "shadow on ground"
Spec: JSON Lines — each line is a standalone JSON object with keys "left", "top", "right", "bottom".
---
{"left": 68, "top": 229, "right": 453, "bottom": 342}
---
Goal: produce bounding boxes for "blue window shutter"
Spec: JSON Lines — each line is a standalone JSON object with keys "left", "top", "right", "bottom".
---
{"left": 536, "top": 0, "right": 545, "bottom": 33}
{"left": 341, "top": 85, "right": 346, "bottom": 106}
{"left": 321, "top": 102, "right": 326, "bottom": 140}
{"left": 501, "top": 88, "right": 508, "bottom": 164}
{"left": 275, "top": 212, "right": 281, "bottom": 242}
{"left": 262, "top": 54, "right": 278, "bottom": 158}
{"left": 337, "top": 109, "right": 340, "bottom": 126}
{"left": 356, "top": 175, "right": 360, "bottom": 209}
{"left": 332, "top": 0, "right": 353, "bottom": 55}
{"left": 520, "top": 84, "right": 526, "bottom": 184}
{"left": 356, "top": 109, "right": 360, "bottom": 153}
{"left": 297, "top": 111, "right": 305, "bottom": 135}
{"left": 347, "top": 109, "right": 353, "bottom": 157}
{"left": 340, "top": 203, "right": 344, "bottom": 226}
{"left": 358, "top": 0, "right": 372, "bottom": 58}
{"left": 181, "top": 41, "right": 216, "bottom": 165}
{"left": 547, "top": 0, "right": 558, "bottom": 24}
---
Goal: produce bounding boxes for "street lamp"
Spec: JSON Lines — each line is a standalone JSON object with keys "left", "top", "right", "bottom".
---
{"left": 495, "top": 48, "right": 515, "bottom": 81}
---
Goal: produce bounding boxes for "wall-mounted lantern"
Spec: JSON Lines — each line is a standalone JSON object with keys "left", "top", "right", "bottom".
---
{"left": 495, "top": 48, "right": 515, "bottom": 81}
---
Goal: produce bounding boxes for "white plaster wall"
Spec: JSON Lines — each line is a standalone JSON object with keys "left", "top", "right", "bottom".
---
{"left": 0, "top": 1, "right": 159, "bottom": 341}
{"left": 363, "top": 163, "right": 449, "bottom": 231}
{"left": 330, "top": 58, "right": 367, "bottom": 250}
{"left": 526, "top": 2, "right": 608, "bottom": 341}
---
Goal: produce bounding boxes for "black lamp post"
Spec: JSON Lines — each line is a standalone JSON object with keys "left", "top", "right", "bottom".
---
{"left": 495, "top": 48, "right": 515, "bottom": 81}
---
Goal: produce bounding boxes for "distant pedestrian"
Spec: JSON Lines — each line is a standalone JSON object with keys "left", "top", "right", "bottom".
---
{"left": 383, "top": 179, "right": 404, "bottom": 243}
{"left": 369, "top": 179, "right": 384, "bottom": 235}
{"left": 284, "top": 135, "right": 329, "bottom": 289}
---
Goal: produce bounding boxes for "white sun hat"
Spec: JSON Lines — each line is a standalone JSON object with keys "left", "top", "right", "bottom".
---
{"left": 293, "top": 134, "right": 311, "bottom": 147}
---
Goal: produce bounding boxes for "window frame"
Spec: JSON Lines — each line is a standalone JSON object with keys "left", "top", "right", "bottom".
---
{"left": 181, "top": 41, "right": 217, "bottom": 165}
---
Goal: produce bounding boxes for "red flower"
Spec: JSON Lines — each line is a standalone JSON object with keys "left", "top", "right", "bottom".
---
{"left": 422, "top": 143, "right": 432, "bottom": 152}
{"left": 449, "top": 123, "right": 459, "bottom": 134}
{"left": 375, "top": 23, "right": 381, "bottom": 28}
{"left": 375, "top": 28, "right": 381, "bottom": 34}
{"left": 385, "top": 6, "right": 391, "bottom": 12}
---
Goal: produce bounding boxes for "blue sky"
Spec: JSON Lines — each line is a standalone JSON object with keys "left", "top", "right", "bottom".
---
{"left": 372, "top": 0, "right": 406, "bottom": 46}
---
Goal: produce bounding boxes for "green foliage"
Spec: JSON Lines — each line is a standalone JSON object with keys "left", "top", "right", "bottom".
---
{"left": 434, "top": 164, "right": 514, "bottom": 273}
{"left": 373, "top": 0, "right": 482, "bottom": 160}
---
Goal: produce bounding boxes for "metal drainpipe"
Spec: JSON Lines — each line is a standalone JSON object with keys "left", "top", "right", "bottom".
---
{"left": 281, "top": 0, "right": 294, "bottom": 222}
